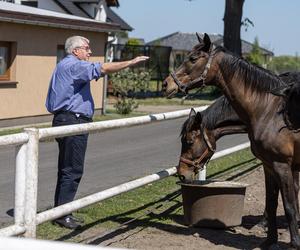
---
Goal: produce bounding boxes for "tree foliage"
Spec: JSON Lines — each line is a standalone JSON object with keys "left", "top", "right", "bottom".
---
{"left": 246, "top": 37, "right": 264, "bottom": 66}
{"left": 116, "top": 31, "right": 128, "bottom": 39}
{"left": 241, "top": 17, "right": 254, "bottom": 32}
{"left": 110, "top": 69, "right": 151, "bottom": 114}
{"left": 126, "top": 38, "right": 142, "bottom": 46}
{"left": 267, "top": 55, "right": 300, "bottom": 74}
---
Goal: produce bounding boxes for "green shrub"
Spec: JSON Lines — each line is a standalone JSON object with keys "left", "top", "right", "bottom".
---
{"left": 245, "top": 37, "right": 264, "bottom": 66}
{"left": 110, "top": 69, "right": 151, "bottom": 114}
{"left": 114, "top": 98, "right": 139, "bottom": 115}
{"left": 126, "top": 38, "right": 142, "bottom": 46}
{"left": 267, "top": 55, "right": 300, "bottom": 73}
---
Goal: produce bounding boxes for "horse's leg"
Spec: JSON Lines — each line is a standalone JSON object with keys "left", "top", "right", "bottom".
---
{"left": 258, "top": 167, "right": 270, "bottom": 229}
{"left": 274, "top": 162, "right": 300, "bottom": 249}
{"left": 260, "top": 165, "right": 279, "bottom": 248}
{"left": 293, "top": 170, "right": 300, "bottom": 221}
{"left": 259, "top": 167, "right": 297, "bottom": 229}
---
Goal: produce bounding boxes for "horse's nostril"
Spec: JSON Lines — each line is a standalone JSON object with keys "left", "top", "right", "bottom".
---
{"left": 162, "top": 81, "right": 167, "bottom": 89}
{"left": 179, "top": 175, "right": 186, "bottom": 182}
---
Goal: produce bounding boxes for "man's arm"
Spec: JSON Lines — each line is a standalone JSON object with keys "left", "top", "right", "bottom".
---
{"left": 101, "top": 56, "right": 149, "bottom": 74}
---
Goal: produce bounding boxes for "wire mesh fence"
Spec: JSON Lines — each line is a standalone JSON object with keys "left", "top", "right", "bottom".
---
{"left": 108, "top": 44, "right": 172, "bottom": 83}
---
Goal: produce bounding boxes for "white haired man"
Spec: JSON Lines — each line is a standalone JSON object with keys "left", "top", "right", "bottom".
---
{"left": 46, "top": 36, "right": 149, "bottom": 229}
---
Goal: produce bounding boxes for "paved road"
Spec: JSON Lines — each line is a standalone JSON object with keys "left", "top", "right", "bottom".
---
{"left": 0, "top": 117, "right": 248, "bottom": 225}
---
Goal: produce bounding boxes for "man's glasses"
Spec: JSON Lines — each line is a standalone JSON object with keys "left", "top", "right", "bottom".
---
{"left": 76, "top": 46, "right": 91, "bottom": 52}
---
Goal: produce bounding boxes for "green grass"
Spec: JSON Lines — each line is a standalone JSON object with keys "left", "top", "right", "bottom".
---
{"left": 135, "top": 97, "right": 215, "bottom": 106}
{"left": 37, "top": 148, "right": 259, "bottom": 242}
{"left": 207, "top": 148, "right": 258, "bottom": 178}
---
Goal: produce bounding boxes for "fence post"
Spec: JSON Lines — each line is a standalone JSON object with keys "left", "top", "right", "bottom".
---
{"left": 14, "top": 144, "right": 27, "bottom": 227}
{"left": 23, "top": 128, "right": 39, "bottom": 238}
{"left": 198, "top": 165, "right": 207, "bottom": 181}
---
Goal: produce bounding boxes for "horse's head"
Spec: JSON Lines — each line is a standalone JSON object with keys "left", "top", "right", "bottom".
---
{"left": 162, "top": 33, "right": 216, "bottom": 98}
{"left": 178, "top": 108, "right": 216, "bottom": 183}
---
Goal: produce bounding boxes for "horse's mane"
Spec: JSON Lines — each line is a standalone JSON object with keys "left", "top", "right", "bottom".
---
{"left": 202, "top": 96, "right": 241, "bottom": 129}
{"left": 186, "top": 43, "right": 207, "bottom": 62}
{"left": 216, "top": 46, "right": 286, "bottom": 93}
{"left": 180, "top": 96, "right": 241, "bottom": 137}
{"left": 180, "top": 115, "right": 195, "bottom": 139}
{"left": 279, "top": 71, "right": 300, "bottom": 84}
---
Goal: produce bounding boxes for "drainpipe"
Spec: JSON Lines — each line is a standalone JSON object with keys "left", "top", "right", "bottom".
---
{"left": 102, "top": 34, "right": 116, "bottom": 115}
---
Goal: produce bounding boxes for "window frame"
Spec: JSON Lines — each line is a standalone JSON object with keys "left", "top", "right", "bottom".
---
{"left": 57, "top": 44, "right": 66, "bottom": 64}
{"left": 0, "top": 41, "right": 12, "bottom": 81}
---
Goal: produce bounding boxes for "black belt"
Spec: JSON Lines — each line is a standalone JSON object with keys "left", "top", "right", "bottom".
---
{"left": 54, "top": 110, "right": 93, "bottom": 122}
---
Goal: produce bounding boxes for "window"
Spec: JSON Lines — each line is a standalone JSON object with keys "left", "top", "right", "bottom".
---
{"left": 21, "top": 1, "right": 38, "bottom": 7}
{"left": 175, "top": 53, "right": 183, "bottom": 69}
{"left": 0, "top": 42, "right": 12, "bottom": 81}
{"left": 57, "top": 45, "right": 66, "bottom": 63}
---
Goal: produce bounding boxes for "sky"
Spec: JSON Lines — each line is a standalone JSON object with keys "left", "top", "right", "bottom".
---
{"left": 114, "top": 0, "right": 300, "bottom": 56}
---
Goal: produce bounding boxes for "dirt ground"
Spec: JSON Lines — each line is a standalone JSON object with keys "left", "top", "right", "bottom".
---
{"left": 81, "top": 166, "right": 294, "bottom": 250}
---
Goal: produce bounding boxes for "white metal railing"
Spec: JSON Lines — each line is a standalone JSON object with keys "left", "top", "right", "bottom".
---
{"left": 198, "top": 142, "right": 251, "bottom": 180}
{"left": 0, "top": 106, "right": 250, "bottom": 239}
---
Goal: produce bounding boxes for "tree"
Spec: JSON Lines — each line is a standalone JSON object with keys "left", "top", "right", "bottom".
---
{"left": 126, "top": 38, "right": 142, "bottom": 46}
{"left": 246, "top": 37, "right": 264, "bottom": 66}
{"left": 223, "top": 0, "right": 245, "bottom": 56}
{"left": 267, "top": 56, "right": 300, "bottom": 74}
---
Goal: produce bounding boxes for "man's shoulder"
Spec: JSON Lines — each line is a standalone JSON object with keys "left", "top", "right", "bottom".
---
{"left": 57, "top": 56, "right": 100, "bottom": 73}
{"left": 71, "top": 59, "right": 99, "bottom": 71}
{"left": 60, "top": 55, "right": 76, "bottom": 63}
{"left": 56, "top": 55, "right": 77, "bottom": 69}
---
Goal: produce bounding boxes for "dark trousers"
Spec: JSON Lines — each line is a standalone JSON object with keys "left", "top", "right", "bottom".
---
{"left": 52, "top": 112, "right": 92, "bottom": 207}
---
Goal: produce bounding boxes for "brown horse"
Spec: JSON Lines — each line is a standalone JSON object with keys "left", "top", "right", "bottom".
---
{"left": 179, "top": 73, "right": 300, "bottom": 183}
{"left": 179, "top": 96, "right": 300, "bottom": 228}
{"left": 178, "top": 96, "right": 247, "bottom": 181}
{"left": 163, "top": 33, "right": 300, "bottom": 249}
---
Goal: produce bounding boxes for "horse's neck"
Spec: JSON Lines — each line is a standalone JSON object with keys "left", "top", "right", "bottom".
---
{"left": 214, "top": 125, "right": 248, "bottom": 140}
{"left": 215, "top": 52, "right": 280, "bottom": 123}
{"left": 199, "top": 98, "right": 248, "bottom": 148}
{"left": 202, "top": 102, "right": 247, "bottom": 140}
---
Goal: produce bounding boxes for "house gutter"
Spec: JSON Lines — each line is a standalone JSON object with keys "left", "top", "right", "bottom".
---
{"left": 0, "top": 9, "right": 122, "bottom": 33}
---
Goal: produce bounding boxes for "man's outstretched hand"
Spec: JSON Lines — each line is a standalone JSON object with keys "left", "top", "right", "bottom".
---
{"left": 101, "top": 56, "right": 150, "bottom": 74}
{"left": 130, "top": 56, "right": 149, "bottom": 66}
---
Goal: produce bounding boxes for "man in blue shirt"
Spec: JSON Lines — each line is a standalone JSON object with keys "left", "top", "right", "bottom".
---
{"left": 46, "top": 36, "right": 149, "bottom": 229}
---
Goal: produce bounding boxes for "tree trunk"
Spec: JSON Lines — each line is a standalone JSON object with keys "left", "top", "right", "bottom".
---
{"left": 223, "top": 0, "right": 244, "bottom": 56}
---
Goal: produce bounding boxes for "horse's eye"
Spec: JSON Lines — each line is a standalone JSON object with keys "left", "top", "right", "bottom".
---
{"left": 189, "top": 56, "right": 198, "bottom": 64}
{"left": 186, "top": 140, "right": 194, "bottom": 145}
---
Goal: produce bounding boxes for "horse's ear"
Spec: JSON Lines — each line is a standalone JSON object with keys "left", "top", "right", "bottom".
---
{"left": 203, "top": 33, "right": 212, "bottom": 52}
{"left": 196, "top": 32, "right": 203, "bottom": 44}
{"left": 189, "top": 108, "right": 197, "bottom": 118}
{"left": 195, "top": 111, "right": 203, "bottom": 124}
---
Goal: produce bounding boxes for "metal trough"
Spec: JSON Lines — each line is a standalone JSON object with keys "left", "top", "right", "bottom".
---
{"left": 180, "top": 180, "right": 248, "bottom": 228}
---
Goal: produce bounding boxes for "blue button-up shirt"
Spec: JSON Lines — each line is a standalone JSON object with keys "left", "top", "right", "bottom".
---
{"left": 46, "top": 54, "right": 102, "bottom": 118}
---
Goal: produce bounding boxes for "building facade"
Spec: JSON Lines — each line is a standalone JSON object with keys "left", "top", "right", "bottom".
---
{"left": 0, "top": 1, "right": 123, "bottom": 127}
